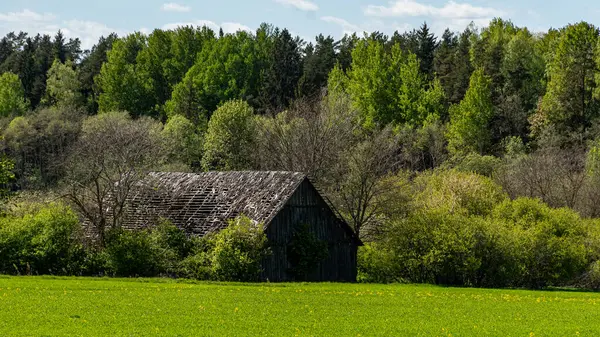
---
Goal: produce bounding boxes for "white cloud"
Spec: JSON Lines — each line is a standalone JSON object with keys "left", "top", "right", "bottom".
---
{"left": 0, "top": 9, "right": 56, "bottom": 23}
{"left": 221, "top": 22, "right": 253, "bottom": 33}
{"left": 162, "top": 20, "right": 252, "bottom": 34}
{"left": 0, "top": 9, "right": 125, "bottom": 50}
{"left": 364, "top": 0, "right": 502, "bottom": 19}
{"left": 321, "top": 16, "right": 363, "bottom": 35}
{"left": 0, "top": 9, "right": 57, "bottom": 35}
{"left": 161, "top": 3, "right": 192, "bottom": 13}
{"left": 274, "top": 0, "right": 319, "bottom": 11}
{"left": 62, "top": 20, "right": 126, "bottom": 50}
{"left": 321, "top": 16, "right": 412, "bottom": 37}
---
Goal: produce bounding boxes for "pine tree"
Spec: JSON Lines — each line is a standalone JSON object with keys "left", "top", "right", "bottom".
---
{"left": 259, "top": 28, "right": 302, "bottom": 112}
{"left": 78, "top": 33, "right": 118, "bottom": 113}
{"left": 297, "top": 34, "right": 337, "bottom": 98}
{"left": 434, "top": 29, "right": 458, "bottom": 106}
{"left": 415, "top": 22, "right": 438, "bottom": 79}
{"left": 53, "top": 30, "right": 67, "bottom": 63}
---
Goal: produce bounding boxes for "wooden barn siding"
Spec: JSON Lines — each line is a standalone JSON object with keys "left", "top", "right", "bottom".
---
{"left": 262, "top": 179, "right": 357, "bottom": 282}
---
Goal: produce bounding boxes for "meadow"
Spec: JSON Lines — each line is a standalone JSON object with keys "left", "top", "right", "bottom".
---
{"left": 1, "top": 276, "right": 599, "bottom": 336}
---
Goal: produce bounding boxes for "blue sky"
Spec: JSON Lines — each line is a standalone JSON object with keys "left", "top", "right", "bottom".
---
{"left": 1, "top": 0, "right": 599, "bottom": 49}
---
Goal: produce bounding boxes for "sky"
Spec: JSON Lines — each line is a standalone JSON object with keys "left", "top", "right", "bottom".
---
{"left": 1, "top": 0, "right": 600, "bottom": 50}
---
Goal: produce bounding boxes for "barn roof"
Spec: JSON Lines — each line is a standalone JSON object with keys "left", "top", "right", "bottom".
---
{"left": 121, "top": 171, "right": 309, "bottom": 236}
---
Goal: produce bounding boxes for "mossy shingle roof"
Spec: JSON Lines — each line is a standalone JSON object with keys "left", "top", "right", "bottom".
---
{"left": 121, "top": 171, "right": 306, "bottom": 236}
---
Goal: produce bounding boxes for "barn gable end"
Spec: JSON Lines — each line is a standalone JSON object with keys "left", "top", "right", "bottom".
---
{"left": 263, "top": 178, "right": 359, "bottom": 282}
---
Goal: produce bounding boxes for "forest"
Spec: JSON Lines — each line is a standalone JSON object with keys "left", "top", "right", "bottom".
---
{"left": 2, "top": 18, "right": 600, "bottom": 288}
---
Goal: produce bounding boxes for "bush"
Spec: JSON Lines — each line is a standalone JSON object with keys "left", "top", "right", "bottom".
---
{"left": 179, "top": 216, "right": 270, "bottom": 282}
{"left": 578, "top": 260, "right": 600, "bottom": 290}
{"left": 104, "top": 225, "right": 181, "bottom": 277}
{"left": 153, "top": 219, "right": 199, "bottom": 259}
{"left": 413, "top": 169, "right": 507, "bottom": 217}
{"left": 357, "top": 242, "right": 403, "bottom": 283}
{"left": 178, "top": 250, "right": 213, "bottom": 280}
{"left": 358, "top": 180, "right": 591, "bottom": 288}
{"left": 453, "top": 153, "right": 502, "bottom": 177}
{"left": 0, "top": 202, "right": 84, "bottom": 275}
{"left": 492, "top": 198, "right": 589, "bottom": 288}
{"left": 210, "top": 216, "right": 270, "bottom": 281}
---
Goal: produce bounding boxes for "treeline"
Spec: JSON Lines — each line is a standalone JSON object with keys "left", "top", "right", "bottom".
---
{"left": 2, "top": 19, "right": 600, "bottom": 288}
{"left": 2, "top": 19, "right": 600, "bottom": 151}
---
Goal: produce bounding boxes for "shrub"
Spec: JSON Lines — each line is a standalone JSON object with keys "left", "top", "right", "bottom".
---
{"left": 80, "top": 249, "right": 111, "bottom": 276}
{"left": 453, "top": 153, "right": 502, "bottom": 177}
{"left": 178, "top": 249, "right": 213, "bottom": 280}
{"left": 357, "top": 242, "right": 403, "bottom": 283}
{"left": 209, "top": 216, "right": 270, "bottom": 282}
{"left": 0, "top": 202, "right": 84, "bottom": 275}
{"left": 153, "top": 219, "right": 198, "bottom": 259}
{"left": 360, "top": 210, "right": 484, "bottom": 285}
{"left": 492, "top": 198, "right": 589, "bottom": 288}
{"left": 104, "top": 226, "right": 179, "bottom": 277}
{"left": 578, "top": 260, "right": 600, "bottom": 290}
{"left": 180, "top": 216, "right": 270, "bottom": 282}
{"left": 413, "top": 169, "right": 507, "bottom": 217}
{"left": 355, "top": 168, "right": 597, "bottom": 289}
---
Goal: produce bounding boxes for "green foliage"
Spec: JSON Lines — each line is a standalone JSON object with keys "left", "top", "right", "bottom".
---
{"left": 297, "top": 35, "right": 337, "bottom": 98}
{"left": 135, "top": 27, "right": 216, "bottom": 117}
{"left": 453, "top": 153, "right": 503, "bottom": 177}
{"left": 326, "top": 63, "right": 349, "bottom": 99}
{"left": 287, "top": 224, "right": 329, "bottom": 280}
{"left": 0, "top": 72, "right": 28, "bottom": 117}
{"left": 447, "top": 68, "right": 495, "bottom": 156}
{"left": 104, "top": 226, "right": 180, "bottom": 277}
{"left": 396, "top": 53, "right": 445, "bottom": 126}
{"left": 360, "top": 169, "right": 591, "bottom": 289}
{"left": 384, "top": 211, "right": 485, "bottom": 285}
{"left": 259, "top": 28, "right": 302, "bottom": 111}
{"left": 342, "top": 39, "right": 444, "bottom": 129}
{"left": 202, "top": 100, "right": 256, "bottom": 171}
{"left": 96, "top": 33, "right": 155, "bottom": 116}
{"left": 0, "top": 202, "right": 84, "bottom": 275}
{"left": 78, "top": 33, "right": 117, "bottom": 113}
{"left": 177, "top": 241, "right": 214, "bottom": 280}
{"left": 470, "top": 18, "right": 518, "bottom": 98}
{"left": 414, "top": 22, "right": 438, "bottom": 79}
{"left": 209, "top": 216, "right": 270, "bottom": 282}
{"left": 413, "top": 169, "right": 507, "bottom": 217}
{"left": 42, "top": 59, "right": 83, "bottom": 108}
{"left": 578, "top": 260, "right": 600, "bottom": 289}
{"left": 162, "top": 114, "right": 204, "bottom": 169}
{"left": 395, "top": 117, "right": 448, "bottom": 170}
{"left": 0, "top": 156, "right": 14, "bottom": 199}
{"left": 492, "top": 198, "right": 589, "bottom": 288}
{"left": 588, "top": 138, "right": 600, "bottom": 176}
{"left": 179, "top": 216, "right": 269, "bottom": 282}
{"left": 357, "top": 242, "right": 401, "bottom": 283}
{"left": 539, "top": 22, "right": 600, "bottom": 137}
{"left": 166, "top": 31, "right": 261, "bottom": 122}
{"left": 434, "top": 27, "right": 474, "bottom": 106}
{"left": 3, "top": 108, "right": 82, "bottom": 189}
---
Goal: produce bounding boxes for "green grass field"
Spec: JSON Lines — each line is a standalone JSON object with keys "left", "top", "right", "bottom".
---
{"left": 1, "top": 277, "right": 599, "bottom": 336}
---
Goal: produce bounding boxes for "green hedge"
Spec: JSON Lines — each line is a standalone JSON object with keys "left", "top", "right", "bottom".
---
{"left": 359, "top": 170, "right": 598, "bottom": 289}
{"left": 0, "top": 203, "right": 85, "bottom": 275}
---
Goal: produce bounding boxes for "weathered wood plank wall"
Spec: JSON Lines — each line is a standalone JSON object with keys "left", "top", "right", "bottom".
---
{"left": 262, "top": 179, "right": 358, "bottom": 282}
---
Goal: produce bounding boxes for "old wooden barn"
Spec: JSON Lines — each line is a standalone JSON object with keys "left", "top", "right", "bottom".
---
{"left": 120, "top": 171, "right": 361, "bottom": 282}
